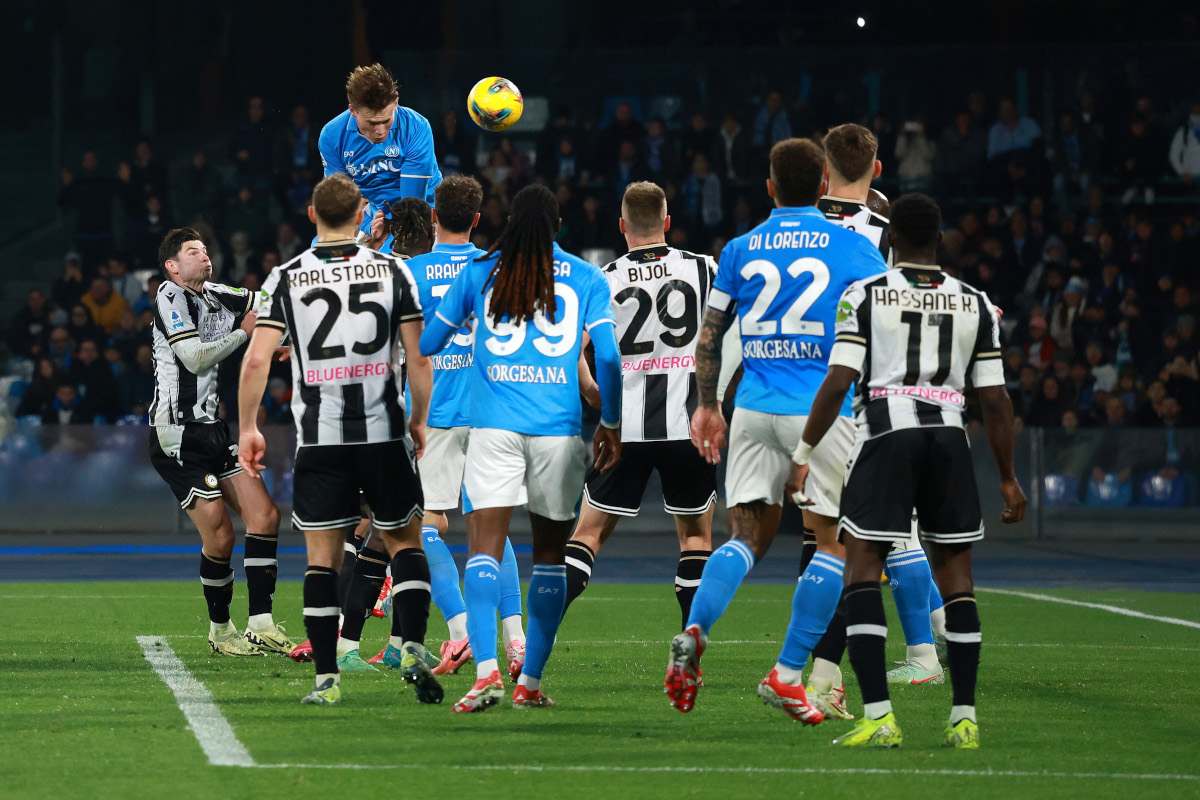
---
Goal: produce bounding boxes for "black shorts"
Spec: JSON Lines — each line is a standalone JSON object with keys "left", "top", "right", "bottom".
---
{"left": 291, "top": 439, "right": 423, "bottom": 532}
{"left": 840, "top": 427, "right": 983, "bottom": 545}
{"left": 583, "top": 439, "right": 717, "bottom": 517}
{"left": 148, "top": 421, "right": 242, "bottom": 509}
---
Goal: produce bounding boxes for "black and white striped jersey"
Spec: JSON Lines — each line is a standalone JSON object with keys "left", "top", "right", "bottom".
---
{"left": 603, "top": 244, "right": 716, "bottom": 442}
{"left": 829, "top": 264, "right": 1004, "bottom": 439}
{"left": 150, "top": 280, "right": 252, "bottom": 426}
{"left": 257, "top": 239, "right": 423, "bottom": 447}
{"left": 818, "top": 195, "right": 890, "bottom": 263}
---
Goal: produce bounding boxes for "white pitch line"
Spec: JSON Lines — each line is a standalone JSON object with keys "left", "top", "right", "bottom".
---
{"left": 248, "top": 762, "right": 1200, "bottom": 782}
{"left": 136, "top": 635, "right": 255, "bottom": 767}
{"left": 977, "top": 588, "right": 1200, "bottom": 630}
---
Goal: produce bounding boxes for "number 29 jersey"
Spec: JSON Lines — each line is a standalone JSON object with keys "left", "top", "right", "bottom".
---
{"left": 257, "top": 240, "right": 423, "bottom": 447}
{"left": 434, "top": 243, "right": 616, "bottom": 437}
{"left": 603, "top": 245, "right": 716, "bottom": 442}
{"left": 708, "top": 206, "right": 886, "bottom": 417}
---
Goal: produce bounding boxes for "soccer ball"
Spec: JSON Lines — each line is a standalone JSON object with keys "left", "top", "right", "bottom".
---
{"left": 467, "top": 76, "right": 524, "bottom": 132}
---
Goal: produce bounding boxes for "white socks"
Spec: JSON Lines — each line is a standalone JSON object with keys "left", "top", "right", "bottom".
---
{"left": 446, "top": 612, "right": 469, "bottom": 641}
{"left": 907, "top": 643, "right": 940, "bottom": 671}
{"left": 950, "top": 705, "right": 976, "bottom": 724}
{"left": 389, "top": 635, "right": 404, "bottom": 650}
{"left": 501, "top": 614, "right": 525, "bottom": 643}
{"left": 209, "top": 620, "right": 236, "bottom": 638}
{"left": 476, "top": 658, "right": 499, "bottom": 679}
{"left": 247, "top": 613, "right": 274, "bottom": 631}
{"left": 336, "top": 637, "right": 358, "bottom": 657}
{"left": 931, "top": 606, "right": 947, "bottom": 640}
{"left": 773, "top": 663, "right": 805, "bottom": 685}
{"left": 517, "top": 673, "right": 540, "bottom": 691}
{"left": 809, "top": 657, "right": 843, "bottom": 691}
{"left": 864, "top": 700, "right": 893, "bottom": 720}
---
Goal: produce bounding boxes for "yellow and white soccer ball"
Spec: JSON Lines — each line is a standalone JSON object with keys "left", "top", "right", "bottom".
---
{"left": 467, "top": 76, "right": 524, "bottom": 132}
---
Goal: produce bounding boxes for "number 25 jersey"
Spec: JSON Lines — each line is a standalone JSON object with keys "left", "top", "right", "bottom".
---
{"left": 708, "top": 206, "right": 886, "bottom": 417}
{"left": 434, "top": 243, "right": 616, "bottom": 437}
{"left": 257, "top": 240, "right": 423, "bottom": 447}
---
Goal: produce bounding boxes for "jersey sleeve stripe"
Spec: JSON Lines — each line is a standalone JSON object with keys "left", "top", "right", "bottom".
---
{"left": 434, "top": 310, "right": 464, "bottom": 328}
{"left": 255, "top": 319, "right": 288, "bottom": 331}
{"left": 398, "top": 312, "right": 423, "bottom": 323}
{"left": 835, "top": 333, "right": 867, "bottom": 344}
{"left": 707, "top": 288, "right": 733, "bottom": 312}
{"left": 166, "top": 331, "right": 198, "bottom": 344}
{"left": 585, "top": 317, "right": 615, "bottom": 332}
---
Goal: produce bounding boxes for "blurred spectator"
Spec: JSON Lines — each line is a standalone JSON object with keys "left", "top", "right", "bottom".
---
{"left": 715, "top": 112, "right": 751, "bottom": 183}
{"left": 1168, "top": 101, "right": 1200, "bottom": 183}
{"left": 109, "top": 311, "right": 145, "bottom": 363}
{"left": 753, "top": 91, "right": 792, "bottom": 155}
{"left": 598, "top": 102, "right": 644, "bottom": 174}
{"left": 262, "top": 376, "right": 292, "bottom": 424}
{"left": 129, "top": 139, "right": 169, "bottom": 207}
{"left": 436, "top": 111, "right": 477, "bottom": 176}
{"left": 66, "top": 304, "right": 104, "bottom": 346}
{"left": 1028, "top": 375, "right": 1066, "bottom": 427}
{"left": 936, "top": 111, "right": 986, "bottom": 194}
{"left": 129, "top": 195, "right": 171, "bottom": 269}
{"left": 274, "top": 104, "right": 319, "bottom": 176}
{"left": 681, "top": 154, "right": 723, "bottom": 235}
{"left": 81, "top": 277, "right": 129, "bottom": 334}
{"left": 611, "top": 140, "right": 646, "bottom": 199}
{"left": 230, "top": 95, "right": 274, "bottom": 187}
{"left": 46, "top": 327, "right": 75, "bottom": 372}
{"left": 57, "top": 151, "right": 117, "bottom": 270}
{"left": 44, "top": 383, "right": 93, "bottom": 425}
{"left": 226, "top": 186, "right": 270, "bottom": 246}
{"left": 7, "top": 289, "right": 52, "bottom": 358}
{"left": 52, "top": 252, "right": 87, "bottom": 310}
{"left": 895, "top": 120, "right": 936, "bottom": 192}
{"left": 106, "top": 254, "right": 142, "bottom": 308}
{"left": 226, "top": 231, "right": 258, "bottom": 284}
{"left": 1119, "top": 115, "right": 1160, "bottom": 205}
{"left": 1024, "top": 314, "right": 1055, "bottom": 369}
{"left": 118, "top": 343, "right": 156, "bottom": 417}
{"left": 1086, "top": 341, "right": 1119, "bottom": 392}
{"left": 642, "top": 119, "right": 680, "bottom": 183}
{"left": 682, "top": 112, "right": 718, "bottom": 170}
{"left": 1049, "top": 276, "right": 1087, "bottom": 352}
{"left": 173, "top": 150, "right": 223, "bottom": 227}
{"left": 987, "top": 98, "right": 1042, "bottom": 161}
{"left": 134, "top": 275, "right": 163, "bottom": 316}
{"left": 15, "top": 357, "right": 64, "bottom": 418}
{"left": 276, "top": 222, "right": 302, "bottom": 263}
{"left": 69, "top": 338, "right": 119, "bottom": 420}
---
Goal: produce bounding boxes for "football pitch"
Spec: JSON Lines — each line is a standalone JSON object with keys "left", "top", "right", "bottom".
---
{"left": 2, "top": 580, "right": 1198, "bottom": 799}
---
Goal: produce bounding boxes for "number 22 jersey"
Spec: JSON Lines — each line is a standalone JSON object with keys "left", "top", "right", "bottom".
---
{"left": 707, "top": 206, "right": 886, "bottom": 417}
{"left": 257, "top": 239, "right": 423, "bottom": 447}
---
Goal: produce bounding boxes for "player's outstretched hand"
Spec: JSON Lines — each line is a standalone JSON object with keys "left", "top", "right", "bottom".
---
{"left": 690, "top": 405, "right": 727, "bottom": 465}
{"left": 593, "top": 425, "right": 622, "bottom": 472}
{"left": 785, "top": 463, "right": 812, "bottom": 507}
{"left": 239, "top": 310, "right": 258, "bottom": 336}
{"left": 410, "top": 420, "right": 427, "bottom": 460}
{"left": 1000, "top": 477, "right": 1026, "bottom": 523}
{"left": 238, "top": 430, "right": 267, "bottom": 478}
{"left": 274, "top": 346, "right": 291, "bottom": 362}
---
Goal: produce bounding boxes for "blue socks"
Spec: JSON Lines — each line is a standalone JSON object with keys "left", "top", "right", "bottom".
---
{"left": 686, "top": 539, "right": 756, "bottom": 634}
{"left": 499, "top": 538, "right": 523, "bottom": 621}
{"left": 521, "top": 564, "right": 566, "bottom": 680}
{"left": 777, "top": 551, "right": 845, "bottom": 669}
{"left": 885, "top": 548, "right": 936, "bottom": 647}
{"left": 422, "top": 526, "right": 466, "bottom": 623}
{"left": 464, "top": 553, "right": 501, "bottom": 675}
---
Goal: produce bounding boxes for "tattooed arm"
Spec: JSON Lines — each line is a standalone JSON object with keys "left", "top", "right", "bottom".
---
{"left": 691, "top": 306, "right": 735, "bottom": 464}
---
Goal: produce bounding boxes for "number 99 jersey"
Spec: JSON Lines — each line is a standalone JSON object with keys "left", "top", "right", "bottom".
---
{"left": 708, "top": 207, "right": 886, "bottom": 417}
{"left": 434, "top": 242, "right": 616, "bottom": 436}
{"left": 603, "top": 245, "right": 716, "bottom": 442}
{"left": 257, "top": 240, "right": 423, "bottom": 447}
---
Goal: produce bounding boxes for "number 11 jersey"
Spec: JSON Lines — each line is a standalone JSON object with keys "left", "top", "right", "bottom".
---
{"left": 603, "top": 244, "right": 716, "bottom": 442}
{"left": 257, "top": 239, "right": 423, "bottom": 447}
{"left": 708, "top": 206, "right": 886, "bottom": 417}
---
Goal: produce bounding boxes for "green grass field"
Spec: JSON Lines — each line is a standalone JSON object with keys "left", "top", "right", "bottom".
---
{"left": 1, "top": 581, "right": 1197, "bottom": 799}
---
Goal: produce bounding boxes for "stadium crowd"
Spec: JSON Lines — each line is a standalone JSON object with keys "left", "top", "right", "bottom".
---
{"left": 4, "top": 89, "right": 1199, "bottom": 450}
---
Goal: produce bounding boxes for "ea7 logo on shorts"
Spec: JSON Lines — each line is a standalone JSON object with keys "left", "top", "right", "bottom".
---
{"left": 384, "top": 146, "right": 400, "bottom": 157}
{"left": 343, "top": 151, "right": 354, "bottom": 159}
{"left": 536, "top": 586, "right": 561, "bottom": 594}
{"left": 204, "top": 473, "right": 219, "bottom": 489}
{"left": 801, "top": 571, "right": 825, "bottom": 584}
{"left": 476, "top": 570, "right": 497, "bottom": 581}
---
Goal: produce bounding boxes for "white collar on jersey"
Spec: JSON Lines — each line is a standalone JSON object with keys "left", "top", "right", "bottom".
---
{"left": 894, "top": 261, "right": 942, "bottom": 271}
{"left": 821, "top": 194, "right": 868, "bottom": 206}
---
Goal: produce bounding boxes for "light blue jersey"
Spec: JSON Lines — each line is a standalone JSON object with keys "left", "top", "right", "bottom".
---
{"left": 404, "top": 242, "right": 485, "bottom": 429}
{"left": 318, "top": 107, "right": 443, "bottom": 238}
{"left": 709, "top": 206, "right": 886, "bottom": 417}
{"left": 425, "top": 244, "right": 617, "bottom": 436}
